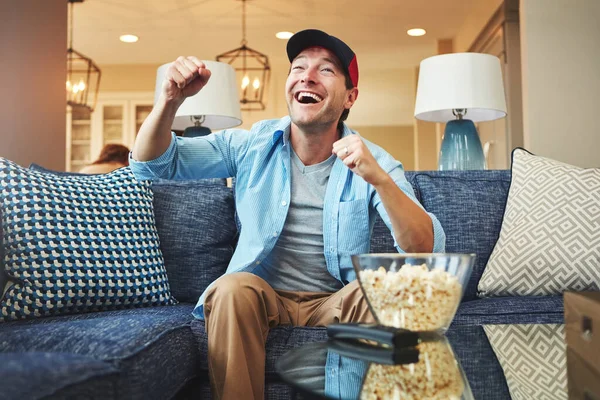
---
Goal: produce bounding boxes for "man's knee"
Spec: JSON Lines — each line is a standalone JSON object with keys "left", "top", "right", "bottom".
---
{"left": 205, "top": 272, "right": 268, "bottom": 308}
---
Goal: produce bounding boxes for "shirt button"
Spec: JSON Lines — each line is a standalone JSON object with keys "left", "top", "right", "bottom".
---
{"left": 255, "top": 261, "right": 260, "bottom": 265}
{"left": 273, "top": 232, "right": 278, "bottom": 237}
{"left": 281, "top": 200, "right": 287, "bottom": 206}
{"left": 330, "top": 247, "right": 334, "bottom": 252}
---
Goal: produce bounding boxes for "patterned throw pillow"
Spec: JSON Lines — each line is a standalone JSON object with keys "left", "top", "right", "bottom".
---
{"left": 478, "top": 148, "right": 600, "bottom": 296}
{"left": 0, "top": 158, "right": 176, "bottom": 321}
{"left": 484, "top": 324, "right": 567, "bottom": 400}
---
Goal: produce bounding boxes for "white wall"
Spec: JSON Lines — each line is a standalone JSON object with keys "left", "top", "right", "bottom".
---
{"left": 520, "top": 0, "right": 600, "bottom": 167}
{"left": 347, "top": 68, "right": 416, "bottom": 127}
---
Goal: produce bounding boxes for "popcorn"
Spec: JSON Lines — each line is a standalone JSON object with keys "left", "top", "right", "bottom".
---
{"left": 358, "top": 264, "right": 462, "bottom": 331}
{"left": 360, "top": 340, "right": 464, "bottom": 400}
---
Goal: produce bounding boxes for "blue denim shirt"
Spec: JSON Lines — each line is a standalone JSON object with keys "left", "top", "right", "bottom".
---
{"left": 129, "top": 116, "right": 445, "bottom": 319}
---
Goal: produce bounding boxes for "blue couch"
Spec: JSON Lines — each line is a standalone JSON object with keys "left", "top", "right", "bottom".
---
{"left": 0, "top": 170, "right": 565, "bottom": 400}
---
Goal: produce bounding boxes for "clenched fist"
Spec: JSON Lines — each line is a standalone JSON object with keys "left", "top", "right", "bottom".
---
{"left": 161, "top": 56, "right": 212, "bottom": 104}
{"left": 332, "top": 135, "right": 388, "bottom": 187}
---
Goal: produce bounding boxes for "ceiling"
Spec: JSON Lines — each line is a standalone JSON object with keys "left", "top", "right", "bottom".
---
{"left": 71, "top": 0, "right": 480, "bottom": 70}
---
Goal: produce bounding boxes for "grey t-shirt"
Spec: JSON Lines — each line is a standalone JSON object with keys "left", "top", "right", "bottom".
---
{"left": 258, "top": 148, "right": 343, "bottom": 292}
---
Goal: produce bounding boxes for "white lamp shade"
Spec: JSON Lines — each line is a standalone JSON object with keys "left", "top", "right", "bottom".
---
{"left": 414, "top": 53, "right": 507, "bottom": 123}
{"left": 155, "top": 60, "right": 242, "bottom": 131}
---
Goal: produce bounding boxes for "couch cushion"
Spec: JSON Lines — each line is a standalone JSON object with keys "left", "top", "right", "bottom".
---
{"left": 151, "top": 180, "right": 236, "bottom": 303}
{"left": 0, "top": 304, "right": 197, "bottom": 400}
{"left": 369, "top": 172, "right": 420, "bottom": 254}
{"left": 413, "top": 170, "right": 511, "bottom": 301}
{"left": 0, "top": 352, "right": 118, "bottom": 400}
{"left": 453, "top": 296, "right": 564, "bottom": 325}
{"left": 479, "top": 148, "right": 600, "bottom": 296}
{"left": 0, "top": 159, "right": 176, "bottom": 321}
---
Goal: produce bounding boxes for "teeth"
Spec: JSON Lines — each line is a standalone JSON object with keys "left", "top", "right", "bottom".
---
{"left": 297, "top": 92, "right": 323, "bottom": 102}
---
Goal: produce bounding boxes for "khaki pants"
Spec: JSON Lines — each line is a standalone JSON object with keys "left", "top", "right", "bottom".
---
{"left": 203, "top": 272, "right": 375, "bottom": 400}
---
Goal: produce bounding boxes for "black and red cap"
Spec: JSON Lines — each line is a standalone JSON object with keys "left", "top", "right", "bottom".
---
{"left": 286, "top": 29, "right": 359, "bottom": 88}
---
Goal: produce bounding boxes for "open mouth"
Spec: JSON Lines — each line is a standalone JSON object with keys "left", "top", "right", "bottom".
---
{"left": 295, "top": 91, "right": 323, "bottom": 104}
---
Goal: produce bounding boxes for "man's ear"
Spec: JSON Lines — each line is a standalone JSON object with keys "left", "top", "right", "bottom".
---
{"left": 344, "top": 88, "right": 358, "bottom": 110}
{"left": 345, "top": 87, "right": 359, "bottom": 109}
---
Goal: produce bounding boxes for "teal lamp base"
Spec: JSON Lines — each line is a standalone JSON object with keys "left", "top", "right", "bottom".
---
{"left": 183, "top": 126, "right": 211, "bottom": 137}
{"left": 438, "top": 119, "right": 486, "bottom": 170}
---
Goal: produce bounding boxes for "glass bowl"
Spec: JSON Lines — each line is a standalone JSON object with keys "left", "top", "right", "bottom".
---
{"left": 352, "top": 253, "right": 475, "bottom": 333}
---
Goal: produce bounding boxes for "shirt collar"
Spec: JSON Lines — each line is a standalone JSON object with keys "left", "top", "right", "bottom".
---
{"left": 272, "top": 116, "right": 355, "bottom": 146}
{"left": 271, "top": 116, "right": 291, "bottom": 145}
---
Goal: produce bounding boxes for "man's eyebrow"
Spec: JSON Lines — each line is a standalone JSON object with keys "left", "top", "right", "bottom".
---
{"left": 322, "top": 57, "right": 342, "bottom": 69}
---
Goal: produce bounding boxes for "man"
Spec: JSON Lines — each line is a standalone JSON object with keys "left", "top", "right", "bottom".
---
{"left": 130, "top": 29, "right": 445, "bottom": 400}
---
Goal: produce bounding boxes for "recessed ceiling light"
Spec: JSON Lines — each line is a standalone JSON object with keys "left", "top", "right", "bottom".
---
{"left": 119, "top": 34, "right": 139, "bottom": 43}
{"left": 276, "top": 31, "right": 294, "bottom": 40}
{"left": 407, "top": 28, "right": 426, "bottom": 37}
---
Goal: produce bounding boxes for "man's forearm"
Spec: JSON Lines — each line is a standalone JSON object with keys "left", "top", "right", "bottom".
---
{"left": 131, "top": 96, "right": 183, "bottom": 161}
{"left": 373, "top": 176, "right": 434, "bottom": 253}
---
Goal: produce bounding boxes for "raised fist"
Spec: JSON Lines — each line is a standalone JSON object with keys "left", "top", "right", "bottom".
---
{"left": 161, "top": 56, "right": 212, "bottom": 103}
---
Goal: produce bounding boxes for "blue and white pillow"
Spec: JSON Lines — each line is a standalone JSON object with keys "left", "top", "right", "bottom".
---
{"left": 0, "top": 158, "right": 176, "bottom": 321}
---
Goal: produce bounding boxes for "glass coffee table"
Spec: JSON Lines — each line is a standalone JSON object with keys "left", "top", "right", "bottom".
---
{"left": 275, "top": 336, "right": 474, "bottom": 400}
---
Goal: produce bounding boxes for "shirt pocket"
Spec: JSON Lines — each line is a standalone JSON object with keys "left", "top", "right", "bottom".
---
{"left": 337, "top": 199, "right": 370, "bottom": 255}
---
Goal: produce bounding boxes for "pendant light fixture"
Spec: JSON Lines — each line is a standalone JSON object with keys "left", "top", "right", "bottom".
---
{"left": 66, "top": 0, "right": 101, "bottom": 111}
{"left": 216, "top": 0, "right": 270, "bottom": 111}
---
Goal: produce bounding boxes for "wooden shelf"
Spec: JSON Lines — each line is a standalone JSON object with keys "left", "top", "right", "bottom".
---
{"left": 72, "top": 140, "right": 91, "bottom": 145}
{"left": 72, "top": 120, "right": 91, "bottom": 125}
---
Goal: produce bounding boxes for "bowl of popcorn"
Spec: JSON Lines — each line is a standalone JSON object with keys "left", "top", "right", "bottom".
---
{"left": 353, "top": 254, "right": 475, "bottom": 333}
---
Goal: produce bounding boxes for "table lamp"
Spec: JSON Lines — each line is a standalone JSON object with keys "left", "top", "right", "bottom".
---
{"left": 155, "top": 60, "right": 242, "bottom": 137}
{"left": 414, "top": 53, "right": 507, "bottom": 170}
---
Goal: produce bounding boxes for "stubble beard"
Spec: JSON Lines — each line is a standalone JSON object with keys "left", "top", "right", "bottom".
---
{"left": 287, "top": 101, "right": 340, "bottom": 135}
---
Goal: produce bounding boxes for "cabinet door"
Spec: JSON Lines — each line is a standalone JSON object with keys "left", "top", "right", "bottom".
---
{"left": 66, "top": 105, "right": 92, "bottom": 172}
{"left": 129, "top": 101, "right": 153, "bottom": 147}
{"left": 91, "top": 100, "right": 130, "bottom": 160}
{"left": 66, "top": 94, "right": 154, "bottom": 170}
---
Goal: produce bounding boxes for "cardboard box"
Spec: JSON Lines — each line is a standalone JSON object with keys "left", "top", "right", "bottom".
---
{"left": 567, "top": 348, "right": 600, "bottom": 400}
{"left": 564, "top": 291, "right": 600, "bottom": 375}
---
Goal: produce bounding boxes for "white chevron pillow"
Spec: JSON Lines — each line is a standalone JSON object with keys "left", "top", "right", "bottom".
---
{"left": 478, "top": 148, "right": 600, "bottom": 296}
{"left": 483, "top": 324, "right": 567, "bottom": 399}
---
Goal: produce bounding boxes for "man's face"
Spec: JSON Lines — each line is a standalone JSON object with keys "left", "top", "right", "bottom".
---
{"left": 285, "top": 47, "right": 357, "bottom": 133}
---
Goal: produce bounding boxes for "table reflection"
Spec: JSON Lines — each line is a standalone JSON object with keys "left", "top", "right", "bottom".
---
{"left": 276, "top": 336, "right": 474, "bottom": 400}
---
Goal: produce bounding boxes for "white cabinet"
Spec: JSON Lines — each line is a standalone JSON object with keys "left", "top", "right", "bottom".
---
{"left": 65, "top": 92, "right": 154, "bottom": 172}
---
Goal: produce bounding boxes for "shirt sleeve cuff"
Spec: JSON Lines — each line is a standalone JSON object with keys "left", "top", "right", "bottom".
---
{"left": 128, "top": 132, "right": 178, "bottom": 180}
{"left": 392, "top": 212, "right": 446, "bottom": 253}
{"left": 429, "top": 212, "right": 446, "bottom": 253}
